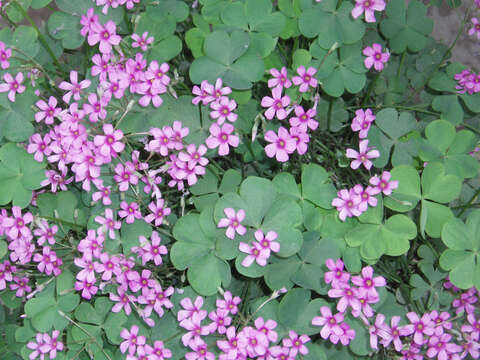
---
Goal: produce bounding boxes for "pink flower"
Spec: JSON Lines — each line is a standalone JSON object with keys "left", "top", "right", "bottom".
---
{"left": 39, "top": 331, "right": 64, "bottom": 359}
{"left": 239, "top": 242, "right": 270, "bottom": 267}
{"left": 0, "top": 41, "right": 12, "bottom": 69}
{"left": 118, "top": 201, "right": 142, "bottom": 224}
{"left": 352, "top": 184, "right": 378, "bottom": 211}
{"left": 289, "top": 126, "right": 310, "bottom": 155}
{"left": 80, "top": 8, "right": 99, "bottom": 37}
{"left": 97, "top": 253, "right": 121, "bottom": 281}
{"left": 469, "top": 18, "right": 480, "bottom": 40}
{"left": 185, "top": 338, "right": 215, "bottom": 360}
{"left": 145, "top": 60, "right": 170, "bottom": 89}
{"left": 369, "top": 171, "right": 398, "bottom": 196}
{"left": 351, "top": 0, "right": 386, "bottom": 22}
{"left": 10, "top": 276, "right": 31, "bottom": 297}
{"left": 254, "top": 317, "right": 278, "bottom": 343}
{"left": 192, "top": 80, "right": 215, "bottom": 105}
{"left": 208, "top": 308, "right": 232, "bottom": 334}
{"left": 205, "top": 123, "right": 239, "bottom": 156}
{"left": 292, "top": 66, "right": 318, "bottom": 93}
{"left": 346, "top": 139, "right": 380, "bottom": 170}
{"left": 253, "top": 229, "right": 280, "bottom": 257}
{"left": 33, "top": 220, "right": 57, "bottom": 246}
{"left": 75, "top": 279, "right": 98, "bottom": 299}
{"left": 312, "top": 306, "right": 344, "bottom": 341}
{"left": 135, "top": 231, "right": 168, "bottom": 266}
{"left": 289, "top": 106, "right": 318, "bottom": 132}
{"left": 83, "top": 92, "right": 108, "bottom": 122}
{"left": 178, "top": 296, "right": 207, "bottom": 322}
{"left": 216, "top": 291, "right": 241, "bottom": 315}
{"left": 35, "top": 96, "right": 62, "bottom": 124}
{"left": 405, "top": 312, "right": 434, "bottom": 345}
{"left": 209, "top": 97, "right": 238, "bottom": 124}
{"left": 0, "top": 72, "right": 25, "bottom": 102}
{"left": 3, "top": 206, "right": 33, "bottom": 240}
{"left": 324, "top": 258, "right": 350, "bottom": 288}
{"left": 331, "top": 188, "right": 362, "bottom": 221}
{"left": 368, "top": 314, "right": 391, "bottom": 350}
{"left": 209, "top": 78, "right": 232, "bottom": 102}
{"left": 381, "top": 315, "right": 414, "bottom": 351}
{"left": 328, "top": 286, "right": 361, "bottom": 313}
{"left": 330, "top": 322, "right": 356, "bottom": 345}
{"left": 261, "top": 86, "right": 290, "bottom": 120}
{"left": 77, "top": 229, "right": 104, "bottom": 258}
{"left": 351, "top": 108, "right": 376, "bottom": 139}
{"left": 282, "top": 330, "right": 310, "bottom": 356}
{"left": 217, "top": 208, "right": 246, "bottom": 240}
{"left": 88, "top": 20, "right": 122, "bottom": 54}
{"left": 58, "top": 70, "right": 91, "bottom": 103}
{"left": 27, "top": 133, "right": 52, "bottom": 162}
{"left": 120, "top": 325, "right": 146, "bottom": 355}
{"left": 352, "top": 266, "right": 386, "bottom": 300}
{"left": 264, "top": 127, "right": 296, "bottom": 162}
{"left": 95, "top": 208, "right": 121, "bottom": 239}
{"left": 114, "top": 162, "right": 139, "bottom": 192}
{"left": 132, "top": 31, "right": 154, "bottom": 51}
{"left": 426, "top": 333, "right": 462, "bottom": 360}
{"left": 94, "top": 123, "right": 125, "bottom": 161}
{"left": 144, "top": 199, "right": 171, "bottom": 226}
{"left": 268, "top": 67, "right": 292, "bottom": 90}
{"left": 110, "top": 288, "right": 136, "bottom": 315}
{"left": 92, "top": 184, "right": 113, "bottom": 206}
{"left": 363, "top": 43, "right": 390, "bottom": 71}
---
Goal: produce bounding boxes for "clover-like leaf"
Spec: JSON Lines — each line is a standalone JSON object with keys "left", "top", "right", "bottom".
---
{"left": 0, "top": 87, "right": 36, "bottom": 142}
{"left": 440, "top": 210, "right": 480, "bottom": 290}
{"left": 367, "top": 108, "right": 418, "bottom": 167}
{"left": 345, "top": 197, "right": 417, "bottom": 262}
{"left": 311, "top": 41, "right": 367, "bottom": 97}
{"left": 418, "top": 119, "right": 479, "bottom": 180}
{"left": 380, "top": 0, "right": 433, "bottom": 53}
{"left": 0, "top": 143, "right": 46, "bottom": 208}
{"left": 171, "top": 206, "right": 234, "bottom": 295}
{"left": 316, "top": 98, "right": 349, "bottom": 132}
{"left": 301, "top": 164, "right": 336, "bottom": 209}
{"left": 299, "top": 0, "right": 365, "bottom": 48}
{"left": 190, "top": 30, "right": 264, "bottom": 89}
{"left": 386, "top": 163, "right": 462, "bottom": 238}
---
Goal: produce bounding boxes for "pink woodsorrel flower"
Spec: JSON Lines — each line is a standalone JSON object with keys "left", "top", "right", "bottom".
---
{"left": 192, "top": 80, "right": 215, "bottom": 105}
{"left": 94, "top": 123, "right": 125, "bottom": 161}
{"left": 185, "top": 337, "right": 215, "bottom": 360}
{"left": 27, "top": 133, "right": 52, "bottom": 162}
{"left": 239, "top": 242, "right": 270, "bottom": 267}
{"left": 352, "top": 265, "right": 386, "bottom": 299}
{"left": 135, "top": 231, "right": 168, "bottom": 266}
{"left": 0, "top": 41, "right": 12, "bottom": 69}
{"left": 352, "top": 184, "right": 378, "bottom": 211}
{"left": 114, "top": 162, "right": 139, "bottom": 192}
{"left": 346, "top": 139, "right": 380, "bottom": 170}
{"left": 132, "top": 31, "right": 154, "bottom": 51}
{"left": 208, "top": 308, "right": 232, "bottom": 334}
{"left": 35, "top": 96, "right": 62, "bottom": 124}
{"left": 261, "top": 86, "right": 290, "bottom": 120}
{"left": 351, "top": 0, "right": 385, "bottom": 22}
{"left": 145, "top": 60, "right": 170, "bottom": 89}
{"left": 120, "top": 325, "right": 146, "bottom": 355}
{"left": 405, "top": 312, "right": 435, "bottom": 345}
{"left": 426, "top": 333, "right": 462, "bottom": 360}
{"left": 369, "top": 171, "right": 399, "bottom": 196}
{"left": 58, "top": 70, "right": 91, "bottom": 103}
{"left": 178, "top": 296, "right": 207, "bottom": 322}
{"left": 119, "top": 201, "right": 142, "bottom": 224}
{"left": 209, "top": 96, "right": 238, "bottom": 124}
{"left": 110, "top": 288, "right": 136, "bottom": 315}
{"left": 0, "top": 72, "right": 25, "bottom": 102}
{"left": 33, "top": 220, "right": 57, "bottom": 246}
{"left": 312, "top": 306, "right": 344, "bottom": 341}
{"left": 363, "top": 43, "right": 390, "bottom": 71}
{"left": 217, "top": 208, "right": 246, "bottom": 240}
{"left": 10, "top": 276, "right": 31, "bottom": 297}
{"left": 381, "top": 316, "right": 414, "bottom": 351}
{"left": 253, "top": 229, "right": 280, "bottom": 257}
{"left": 289, "top": 106, "right": 318, "bottom": 132}
{"left": 264, "top": 126, "right": 296, "bottom": 162}
{"left": 289, "top": 126, "right": 310, "bottom": 155}
{"left": 282, "top": 330, "right": 310, "bottom": 356}
{"left": 216, "top": 291, "right": 241, "bottom": 315}
{"left": 368, "top": 314, "right": 391, "bottom": 350}
{"left": 324, "top": 258, "right": 350, "bottom": 288}
{"left": 351, "top": 108, "right": 376, "bottom": 138}
{"left": 77, "top": 229, "right": 104, "bottom": 258}
{"left": 328, "top": 285, "right": 362, "bottom": 313}
{"left": 88, "top": 20, "right": 122, "bottom": 54}
{"left": 3, "top": 206, "right": 33, "bottom": 240}
{"left": 254, "top": 317, "right": 278, "bottom": 343}
{"left": 217, "top": 326, "right": 245, "bottom": 359}
{"left": 330, "top": 322, "right": 356, "bottom": 346}
{"left": 75, "top": 279, "right": 98, "bottom": 299}
{"left": 144, "top": 199, "right": 171, "bottom": 226}
{"left": 205, "top": 123, "right": 239, "bottom": 156}
{"left": 292, "top": 66, "right": 318, "bottom": 93}
{"left": 268, "top": 67, "right": 292, "bottom": 90}
{"left": 469, "top": 18, "right": 480, "bottom": 40}
{"left": 332, "top": 188, "right": 362, "bottom": 221}
{"left": 80, "top": 8, "right": 99, "bottom": 37}
{"left": 95, "top": 208, "right": 121, "bottom": 239}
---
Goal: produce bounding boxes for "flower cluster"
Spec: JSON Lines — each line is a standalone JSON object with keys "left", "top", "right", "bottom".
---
{"left": 95, "top": 0, "right": 140, "bottom": 14}
{"left": 332, "top": 108, "right": 398, "bottom": 221}
{"left": 27, "top": 330, "right": 64, "bottom": 360}
{"left": 74, "top": 229, "right": 173, "bottom": 327}
{"left": 455, "top": 69, "right": 480, "bottom": 95}
{"left": 173, "top": 292, "right": 310, "bottom": 360}
{"left": 261, "top": 66, "right": 320, "bottom": 162}
{"left": 192, "top": 78, "right": 240, "bottom": 157}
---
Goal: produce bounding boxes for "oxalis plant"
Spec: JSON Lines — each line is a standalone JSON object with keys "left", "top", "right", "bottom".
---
{"left": 0, "top": 0, "right": 479, "bottom": 359}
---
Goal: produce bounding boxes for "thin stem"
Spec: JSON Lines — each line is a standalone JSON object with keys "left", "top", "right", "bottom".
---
{"left": 463, "top": 123, "right": 480, "bottom": 136}
{"left": 361, "top": 71, "right": 381, "bottom": 107}
{"left": 458, "top": 187, "right": 480, "bottom": 217}
{"left": 12, "top": 0, "right": 65, "bottom": 75}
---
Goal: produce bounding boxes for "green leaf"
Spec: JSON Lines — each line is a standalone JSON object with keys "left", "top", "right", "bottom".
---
{"left": 0, "top": 87, "right": 36, "bottom": 142}
{"left": 384, "top": 165, "right": 421, "bottom": 212}
{"left": 190, "top": 30, "right": 264, "bottom": 89}
{"left": 47, "top": 11, "right": 84, "bottom": 49}
{"left": 301, "top": 164, "right": 335, "bottom": 209}
{"left": 380, "top": 0, "right": 433, "bottom": 53}
{"left": 0, "top": 240, "right": 7, "bottom": 259}
{"left": 0, "top": 143, "right": 46, "bottom": 208}
{"left": 421, "top": 162, "right": 462, "bottom": 203}
{"left": 148, "top": 35, "right": 182, "bottom": 62}
{"left": 299, "top": 0, "right": 365, "bottom": 48}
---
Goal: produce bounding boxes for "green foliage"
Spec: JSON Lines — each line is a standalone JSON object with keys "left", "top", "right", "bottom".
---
{"left": 440, "top": 210, "right": 480, "bottom": 290}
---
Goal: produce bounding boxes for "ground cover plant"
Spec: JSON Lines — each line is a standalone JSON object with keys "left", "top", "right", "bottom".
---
{"left": 0, "top": 0, "right": 479, "bottom": 359}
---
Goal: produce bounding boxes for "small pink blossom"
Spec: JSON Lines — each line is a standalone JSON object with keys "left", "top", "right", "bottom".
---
{"left": 0, "top": 41, "right": 12, "bottom": 69}
{"left": 58, "top": 70, "right": 91, "bottom": 103}
{"left": 144, "top": 199, "right": 171, "bottom": 226}
{"left": 120, "top": 325, "right": 146, "bottom": 355}
{"left": 351, "top": 108, "right": 376, "bottom": 139}
{"left": 369, "top": 171, "right": 398, "bottom": 196}
{"left": 209, "top": 97, "right": 238, "bottom": 124}
{"left": 332, "top": 188, "right": 362, "bottom": 221}
{"left": 239, "top": 242, "right": 269, "bottom": 267}
{"left": 135, "top": 231, "right": 168, "bottom": 266}
{"left": 469, "top": 18, "right": 480, "bottom": 40}
{"left": 0, "top": 72, "right": 25, "bottom": 102}
{"left": 312, "top": 306, "right": 344, "bottom": 341}
{"left": 261, "top": 86, "right": 290, "bottom": 120}
{"left": 94, "top": 123, "right": 125, "bottom": 161}
{"left": 324, "top": 258, "right": 350, "bottom": 288}
{"left": 268, "top": 67, "right": 292, "bottom": 90}
{"left": 88, "top": 20, "right": 122, "bottom": 54}
{"left": 264, "top": 127, "right": 296, "bottom": 162}
{"left": 217, "top": 208, "right": 246, "bottom": 240}
{"left": 351, "top": 0, "right": 386, "bottom": 23}
{"left": 363, "top": 43, "right": 390, "bottom": 71}
{"left": 289, "top": 106, "right": 318, "bottom": 132}
{"left": 132, "top": 31, "right": 154, "bottom": 51}
{"left": 292, "top": 66, "right": 318, "bottom": 92}
{"left": 95, "top": 208, "right": 121, "bottom": 239}
{"left": 118, "top": 201, "right": 142, "bottom": 224}
{"left": 346, "top": 139, "right": 380, "bottom": 170}
{"left": 205, "top": 123, "right": 239, "bottom": 156}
